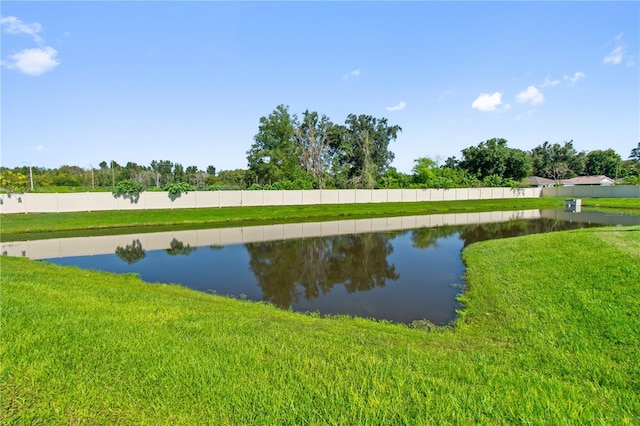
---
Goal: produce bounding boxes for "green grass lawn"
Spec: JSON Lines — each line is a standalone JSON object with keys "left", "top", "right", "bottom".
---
{"left": 2, "top": 197, "right": 638, "bottom": 242}
{"left": 2, "top": 225, "right": 639, "bottom": 424}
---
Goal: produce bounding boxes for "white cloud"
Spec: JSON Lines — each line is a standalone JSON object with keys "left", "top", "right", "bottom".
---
{"left": 386, "top": 101, "right": 406, "bottom": 112}
{"left": 34, "top": 145, "right": 45, "bottom": 151}
{"left": 1, "top": 16, "right": 60, "bottom": 76}
{"left": 3, "top": 47, "right": 60, "bottom": 76}
{"left": 516, "top": 86, "right": 544, "bottom": 105}
{"left": 603, "top": 46, "right": 623, "bottom": 65}
{"left": 540, "top": 77, "right": 560, "bottom": 88}
{"left": 603, "top": 34, "right": 625, "bottom": 65}
{"left": 564, "top": 71, "right": 586, "bottom": 85}
{"left": 342, "top": 69, "right": 360, "bottom": 80}
{"left": 0, "top": 16, "right": 43, "bottom": 43}
{"left": 471, "top": 92, "right": 503, "bottom": 112}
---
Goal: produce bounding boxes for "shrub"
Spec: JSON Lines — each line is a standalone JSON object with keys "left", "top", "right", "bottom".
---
{"left": 163, "top": 182, "right": 196, "bottom": 197}
{"left": 113, "top": 179, "right": 142, "bottom": 198}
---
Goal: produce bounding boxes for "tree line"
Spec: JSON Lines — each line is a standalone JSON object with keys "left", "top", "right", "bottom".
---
{"left": 2, "top": 105, "right": 639, "bottom": 193}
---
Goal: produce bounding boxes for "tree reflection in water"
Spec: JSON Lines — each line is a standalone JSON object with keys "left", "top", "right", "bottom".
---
{"left": 245, "top": 232, "right": 400, "bottom": 308}
{"left": 115, "top": 239, "right": 146, "bottom": 264}
{"left": 165, "top": 238, "right": 197, "bottom": 256}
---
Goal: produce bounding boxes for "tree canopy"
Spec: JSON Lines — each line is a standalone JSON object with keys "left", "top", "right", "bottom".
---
{"left": 585, "top": 149, "right": 622, "bottom": 177}
{"left": 629, "top": 143, "right": 640, "bottom": 163}
{"left": 530, "top": 141, "right": 586, "bottom": 181}
{"left": 246, "top": 105, "right": 302, "bottom": 186}
{"left": 338, "top": 114, "right": 401, "bottom": 189}
{"left": 458, "top": 138, "right": 532, "bottom": 182}
{"left": 245, "top": 106, "right": 401, "bottom": 190}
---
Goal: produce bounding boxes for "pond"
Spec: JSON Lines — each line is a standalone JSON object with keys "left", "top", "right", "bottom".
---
{"left": 3, "top": 209, "right": 637, "bottom": 325}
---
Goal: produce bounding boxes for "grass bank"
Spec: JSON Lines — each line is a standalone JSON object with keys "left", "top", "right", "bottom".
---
{"left": 2, "top": 197, "right": 638, "bottom": 241}
{"left": 2, "top": 226, "right": 639, "bottom": 424}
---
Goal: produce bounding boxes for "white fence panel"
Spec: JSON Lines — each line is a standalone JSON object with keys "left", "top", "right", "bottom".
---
{"left": 242, "top": 191, "right": 263, "bottom": 207}
{"left": 60, "top": 193, "right": 90, "bottom": 212}
{"left": 219, "top": 191, "right": 242, "bottom": 207}
{"left": 195, "top": 191, "right": 220, "bottom": 209}
{"left": 283, "top": 190, "right": 303, "bottom": 206}
{"left": 303, "top": 190, "right": 322, "bottom": 205}
{"left": 0, "top": 194, "right": 26, "bottom": 213}
{"left": 386, "top": 189, "right": 404, "bottom": 202}
{"left": 27, "top": 193, "right": 60, "bottom": 213}
{"left": 467, "top": 188, "right": 481, "bottom": 200}
{"left": 263, "top": 191, "right": 284, "bottom": 206}
{"left": 355, "top": 190, "right": 373, "bottom": 203}
{"left": 338, "top": 190, "right": 356, "bottom": 204}
{"left": 415, "top": 189, "right": 431, "bottom": 202}
{"left": 144, "top": 192, "right": 172, "bottom": 210}
{"left": 401, "top": 189, "right": 417, "bottom": 202}
{"left": 371, "top": 190, "right": 388, "bottom": 203}
{"left": 170, "top": 192, "right": 198, "bottom": 209}
{"left": 443, "top": 189, "right": 457, "bottom": 201}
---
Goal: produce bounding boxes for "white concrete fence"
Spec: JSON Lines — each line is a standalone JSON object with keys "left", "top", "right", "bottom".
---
{"left": 0, "top": 187, "right": 541, "bottom": 214}
{"left": 540, "top": 185, "right": 640, "bottom": 199}
{"left": 0, "top": 186, "right": 637, "bottom": 214}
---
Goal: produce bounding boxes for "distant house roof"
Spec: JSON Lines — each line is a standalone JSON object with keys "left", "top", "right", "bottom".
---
{"left": 526, "top": 176, "right": 556, "bottom": 187}
{"left": 561, "top": 175, "right": 615, "bottom": 186}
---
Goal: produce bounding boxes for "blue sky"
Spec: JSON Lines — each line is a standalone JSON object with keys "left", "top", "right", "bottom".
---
{"left": 1, "top": 1, "right": 638, "bottom": 174}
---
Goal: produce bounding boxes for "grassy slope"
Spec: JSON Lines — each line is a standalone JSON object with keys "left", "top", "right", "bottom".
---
{"left": 1, "top": 226, "right": 639, "bottom": 424}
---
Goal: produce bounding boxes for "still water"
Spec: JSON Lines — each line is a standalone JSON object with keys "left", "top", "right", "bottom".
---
{"left": 5, "top": 209, "right": 637, "bottom": 325}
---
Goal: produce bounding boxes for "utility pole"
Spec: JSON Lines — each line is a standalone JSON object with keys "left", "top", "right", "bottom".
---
{"left": 22, "top": 162, "right": 34, "bottom": 190}
{"left": 89, "top": 164, "right": 95, "bottom": 189}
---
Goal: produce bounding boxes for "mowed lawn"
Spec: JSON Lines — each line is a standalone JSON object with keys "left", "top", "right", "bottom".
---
{"left": 1, "top": 226, "right": 639, "bottom": 424}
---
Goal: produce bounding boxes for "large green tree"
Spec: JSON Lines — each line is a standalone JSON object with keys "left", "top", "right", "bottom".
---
{"left": 150, "top": 160, "right": 174, "bottom": 188}
{"left": 292, "top": 110, "right": 335, "bottom": 189}
{"left": 51, "top": 165, "right": 85, "bottom": 187}
{"left": 216, "top": 169, "right": 247, "bottom": 189}
{"left": 333, "top": 114, "right": 401, "bottom": 189}
{"left": 628, "top": 142, "right": 640, "bottom": 163}
{"left": 173, "top": 163, "right": 185, "bottom": 183}
{"left": 530, "top": 141, "right": 586, "bottom": 181}
{"left": 585, "top": 149, "right": 622, "bottom": 177}
{"left": 0, "top": 170, "right": 29, "bottom": 193}
{"left": 411, "top": 157, "right": 476, "bottom": 188}
{"left": 246, "top": 105, "right": 302, "bottom": 186}
{"left": 459, "top": 138, "right": 532, "bottom": 182}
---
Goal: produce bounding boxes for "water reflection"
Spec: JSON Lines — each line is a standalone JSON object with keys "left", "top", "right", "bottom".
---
{"left": 115, "top": 239, "right": 146, "bottom": 264}
{"left": 247, "top": 233, "right": 400, "bottom": 308}
{"left": 165, "top": 238, "right": 197, "bottom": 256}
{"left": 2, "top": 209, "right": 637, "bottom": 325}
